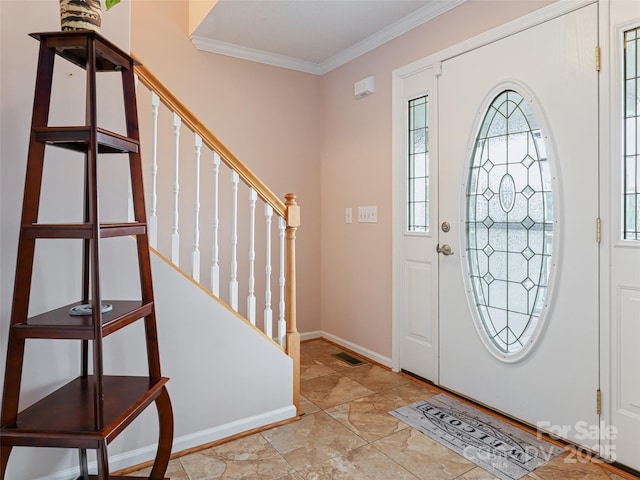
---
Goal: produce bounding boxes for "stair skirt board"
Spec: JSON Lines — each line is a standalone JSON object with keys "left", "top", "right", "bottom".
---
{"left": 34, "top": 405, "right": 297, "bottom": 480}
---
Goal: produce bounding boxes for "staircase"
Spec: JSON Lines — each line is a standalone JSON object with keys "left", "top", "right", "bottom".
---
{"left": 128, "top": 59, "right": 301, "bottom": 454}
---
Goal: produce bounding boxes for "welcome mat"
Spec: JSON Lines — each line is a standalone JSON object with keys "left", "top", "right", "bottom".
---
{"left": 390, "top": 394, "right": 564, "bottom": 480}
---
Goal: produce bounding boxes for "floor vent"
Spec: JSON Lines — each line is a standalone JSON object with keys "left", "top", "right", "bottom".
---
{"left": 332, "top": 352, "right": 366, "bottom": 366}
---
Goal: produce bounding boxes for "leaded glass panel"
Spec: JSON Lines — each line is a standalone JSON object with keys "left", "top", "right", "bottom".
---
{"left": 624, "top": 27, "right": 640, "bottom": 240}
{"left": 408, "top": 96, "right": 429, "bottom": 232}
{"left": 466, "top": 90, "right": 554, "bottom": 355}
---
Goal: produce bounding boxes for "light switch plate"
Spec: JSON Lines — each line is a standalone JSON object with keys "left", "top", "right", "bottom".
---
{"left": 358, "top": 206, "right": 377, "bottom": 223}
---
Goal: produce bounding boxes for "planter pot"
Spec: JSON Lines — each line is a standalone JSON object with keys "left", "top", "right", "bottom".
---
{"left": 60, "top": 0, "right": 101, "bottom": 33}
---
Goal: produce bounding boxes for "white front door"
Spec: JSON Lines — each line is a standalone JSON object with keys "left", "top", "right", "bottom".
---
{"left": 395, "top": 66, "right": 439, "bottom": 382}
{"left": 438, "top": 4, "right": 600, "bottom": 448}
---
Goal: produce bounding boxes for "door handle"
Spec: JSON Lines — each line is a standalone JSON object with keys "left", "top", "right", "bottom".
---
{"left": 436, "top": 243, "right": 454, "bottom": 256}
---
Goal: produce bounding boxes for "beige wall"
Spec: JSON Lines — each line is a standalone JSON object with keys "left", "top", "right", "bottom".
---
{"left": 320, "top": 0, "right": 553, "bottom": 358}
{"left": 131, "top": 0, "right": 323, "bottom": 333}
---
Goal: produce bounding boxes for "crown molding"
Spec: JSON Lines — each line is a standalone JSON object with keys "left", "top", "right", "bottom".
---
{"left": 192, "top": 0, "right": 468, "bottom": 76}
{"left": 191, "top": 36, "right": 324, "bottom": 75}
{"left": 319, "top": 0, "right": 467, "bottom": 74}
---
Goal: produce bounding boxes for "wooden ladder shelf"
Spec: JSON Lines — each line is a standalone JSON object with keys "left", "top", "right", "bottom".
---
{"left": 0, "top": 31, "right": 173, "bottom": 479}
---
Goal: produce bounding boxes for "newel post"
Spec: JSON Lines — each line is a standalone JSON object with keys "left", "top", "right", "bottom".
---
{"left": 284, "top": 193, "right": 301, "bottom": 414}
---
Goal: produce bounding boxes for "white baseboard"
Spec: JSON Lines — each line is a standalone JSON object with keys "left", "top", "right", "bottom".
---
{"left": 300, "top": 330, "right": 322, "bottom": 341}
{"left": 36, "top": 405, "right": 297, "bottom": 480}
{"left": 170, "top": 405, "right": 296, "bottom": 455}
{"left": 301, "top": 330, "right": 393, "bottom": 368}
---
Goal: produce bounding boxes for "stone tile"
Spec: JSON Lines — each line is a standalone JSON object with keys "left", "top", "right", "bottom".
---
{"left": 261, "top": 411, "right": 367, "bottom": 470}
{"left": 300, "top": 340, "right": 343, "bottom": 360}
{"left": 458, "top": 466, "right": 501, "bottom": 479}
{"left": 341, "top": 363, "right": 410, "bottom": 392}
{"left": 277, "top": 473, "right": 305, "bottom": 480}
{"left": 301, "top": 339, "right": 343, "bottom": 355}
{"left": 179, "top": 453, "right": 227, "bottom": 479}
{"left": 128, "top": 340, "right": 634, "bottom": 480}
{"left": 300, "top": 359, "right": 337, "bottom": 381}
{"left": 179, "top": 433, "right": 294, "bottom": 479}
{"left": 300, "top": 372, "right": 375, "bottom": 409}
{"left": 298, "top": 443, "right": 419, "bottom": 479}
{"left": 372, "top": 428, "right": 475, "bottom": 480}
{"left": 529, "top": 451, "right": 622, "bottom": 479}
{"left": 325, "top": 382, "right": 438, "bottom": 442}
{"left": 300, "top": 341, "right": 361, "bottom": 371}
{"left": 382, "top": 378, "right": 439, "bottom": 403}
{"left": 299, "top": 394, "right": 321, "bottom": 415}
{"left": 129, "top": 458, "right": 190, "bottom": 479}
{"left": 325, "top": 388, "right": 422, "bottom": 442}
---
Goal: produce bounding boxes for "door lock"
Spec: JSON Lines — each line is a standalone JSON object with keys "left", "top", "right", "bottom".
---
{"left": 436, "top": 243, "right": 454, "bottom": 256}
{"left": 441, "top": 222, "right": 450, "bottom": 232}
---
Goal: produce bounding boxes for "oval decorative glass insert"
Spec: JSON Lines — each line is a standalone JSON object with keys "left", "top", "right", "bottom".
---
{"left": 466, "top": 89, "right": 554, "bottom": 356}
{"left": 499, "top": 174, "right": 516, "bottom": 212}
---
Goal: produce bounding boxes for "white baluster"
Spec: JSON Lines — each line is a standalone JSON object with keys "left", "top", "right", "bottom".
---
{"left": 192, "top": 134, "right": 202, "bottom": 282}
{"left": 210, "top": 152, "right": 221, "bottom": 296}
{"left": 247, "top": 189, "right": 257, "bottom": 325}
{"left": 148, "top": 92, "right": 159, "bottom": 248}
{"left": 229, "top": 171, "right": 239, "bottom": 311}
{"left": 171, "top": 112, "right": 181, "bottom": 265}
{"left": 278, "top": 216, "right": 286, "bottom": 348}
{"left": 264, "top": 204, "right": 274, "bottom": 339}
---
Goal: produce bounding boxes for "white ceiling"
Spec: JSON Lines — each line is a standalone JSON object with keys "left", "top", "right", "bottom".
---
{"left": 191, "top": 0, "right": 466, "bottom": 75}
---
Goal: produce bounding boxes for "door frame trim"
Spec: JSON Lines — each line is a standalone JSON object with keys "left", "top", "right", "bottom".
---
{"left": 391, "top": 0, "right": 597, "bottom": 370}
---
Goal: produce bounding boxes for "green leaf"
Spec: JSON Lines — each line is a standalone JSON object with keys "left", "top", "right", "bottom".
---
{"left": 106, "top": 0, "right": 121, "bottom": 10}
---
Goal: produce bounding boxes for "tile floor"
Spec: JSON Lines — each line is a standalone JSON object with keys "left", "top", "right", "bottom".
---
{"left": 131, "top": 339, "right": 637, "bottom": 480}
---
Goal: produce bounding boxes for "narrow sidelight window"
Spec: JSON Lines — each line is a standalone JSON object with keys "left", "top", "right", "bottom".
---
{"left": 408, "top": 96, "right": 429, "bottom": 232}
{"left": 624, "top": 27, "right": 640, "bottom": 240}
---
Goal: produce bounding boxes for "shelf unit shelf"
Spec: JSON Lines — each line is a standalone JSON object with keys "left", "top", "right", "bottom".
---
{"left": 1, "top": 376, "right": 168, "bottom": 448}
{"left": 23, "top": 222, "right": 147, "bottom": 239}
{"left": 0, "top": 31, "right": 173, "bottom": 480}
{"left": 12, "top": 300, "right": 153, "bottom": 340}
{"left": 29, "top": 31, "right": 138, "bottom": 72}
{"left": 34, "top": 126, "right": 139, "bottom": 154}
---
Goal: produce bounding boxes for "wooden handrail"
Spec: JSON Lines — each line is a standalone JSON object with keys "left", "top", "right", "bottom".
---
{"left": 132, "top": 58, "right": 287, "bottom": 219}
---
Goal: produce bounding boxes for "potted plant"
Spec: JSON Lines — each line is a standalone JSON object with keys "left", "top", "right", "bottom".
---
{"left": 60, "top": 0, "right": 121, "bottom": 33}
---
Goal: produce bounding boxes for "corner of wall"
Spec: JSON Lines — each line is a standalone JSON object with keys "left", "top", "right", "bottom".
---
{"left": 189, "top": 0, "right": 218, "bottom": 36}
